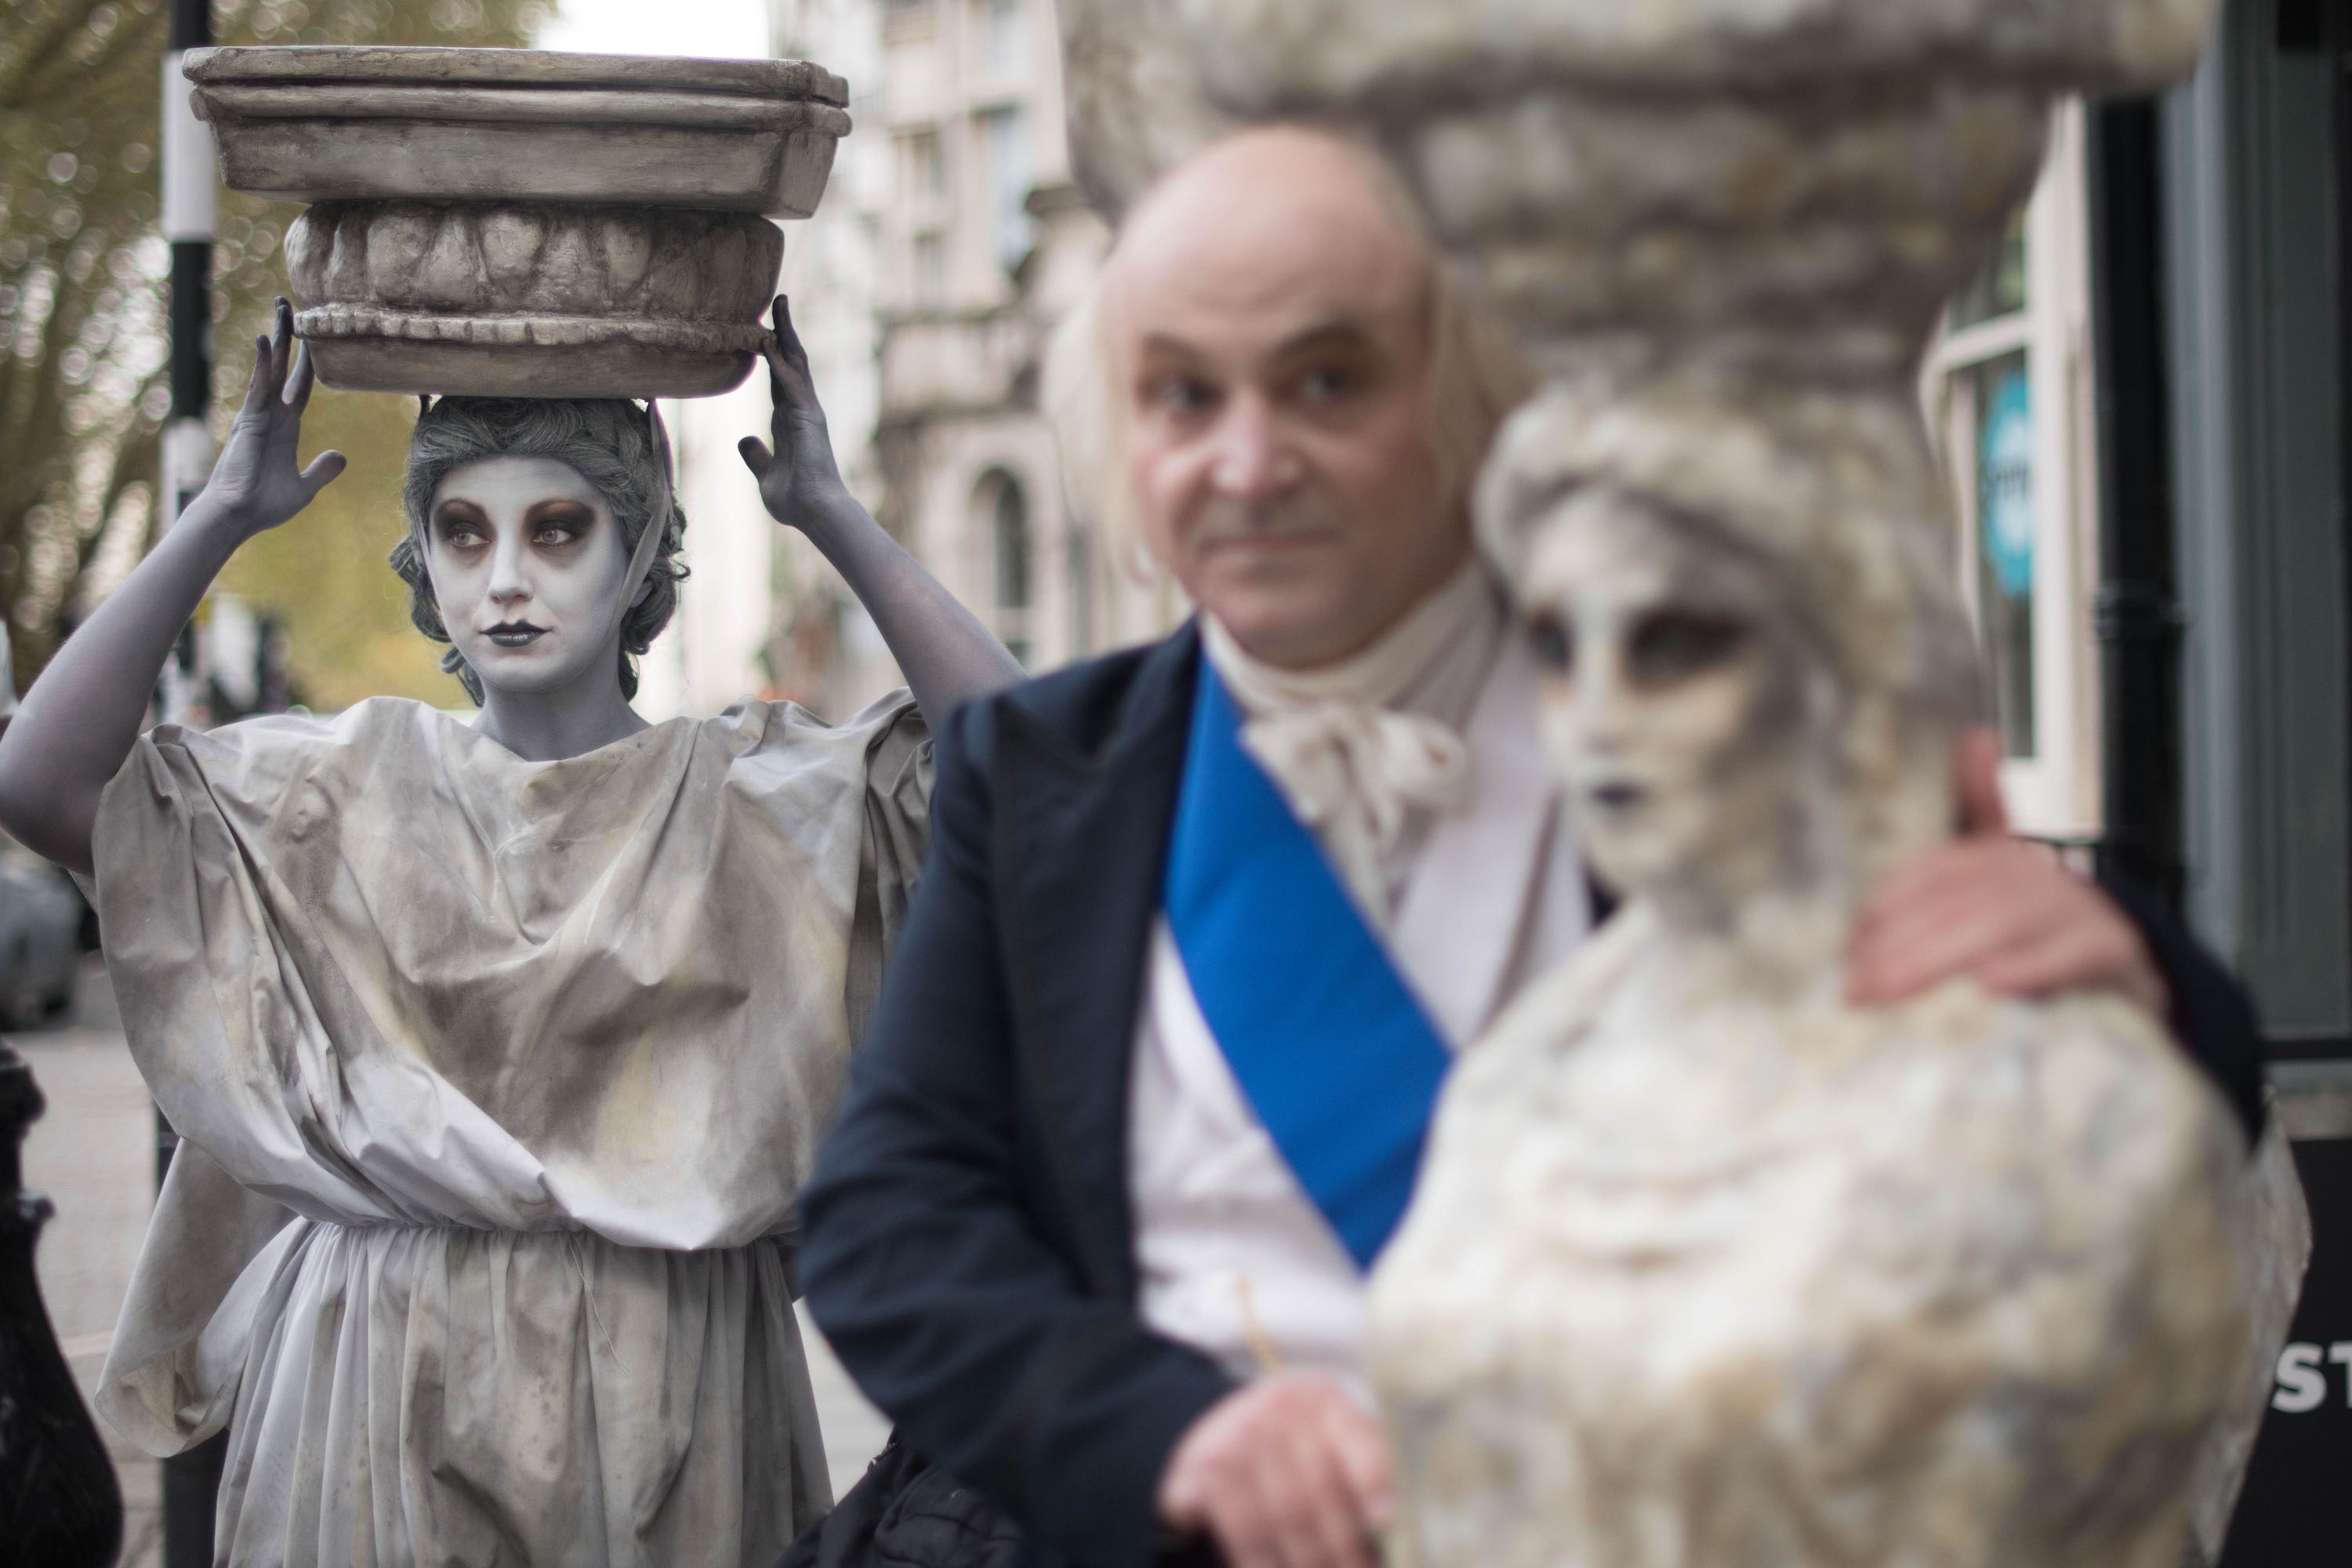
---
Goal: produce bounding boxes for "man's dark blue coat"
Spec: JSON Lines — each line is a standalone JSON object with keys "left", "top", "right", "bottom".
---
{"left": 797, "top": 622, "right": 2267, "bottom": 1568}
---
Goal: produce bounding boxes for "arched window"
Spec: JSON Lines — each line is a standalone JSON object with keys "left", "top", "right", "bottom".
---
{"left": 978, "top": 469, "right": 1032, "bottom": 666}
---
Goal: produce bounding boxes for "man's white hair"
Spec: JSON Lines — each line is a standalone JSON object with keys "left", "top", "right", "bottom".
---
{"left": 1044, "top": 135, "right": 1532, "bottom": 579}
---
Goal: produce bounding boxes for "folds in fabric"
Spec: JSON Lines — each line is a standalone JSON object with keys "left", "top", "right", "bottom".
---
{"left": 85, "top": 692, "right": 930, "bottom": 1563}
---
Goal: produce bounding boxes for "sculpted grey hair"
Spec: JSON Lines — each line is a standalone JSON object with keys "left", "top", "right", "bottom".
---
{"left": 390, "top": 397, "right": 688, "bottom": 704}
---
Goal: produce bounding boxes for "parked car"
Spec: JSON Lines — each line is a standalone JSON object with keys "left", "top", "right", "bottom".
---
{"left": 0, "top": 829, "right": 79, "bottom": 1029}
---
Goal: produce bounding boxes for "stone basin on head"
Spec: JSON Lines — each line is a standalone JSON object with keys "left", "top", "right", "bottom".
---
{"left": 185, "top": 45, "right": 851, "bottom": 217}
{"left": 279, "top": 201, "right": 783, "bottom": 397}
{"left": 185, "top": 45, "right": 848, "bottom": 398}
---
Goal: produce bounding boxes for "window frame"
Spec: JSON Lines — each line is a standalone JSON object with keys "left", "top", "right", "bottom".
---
{"left": 1921, "top": 101, "right": 2101, "bottom": 835}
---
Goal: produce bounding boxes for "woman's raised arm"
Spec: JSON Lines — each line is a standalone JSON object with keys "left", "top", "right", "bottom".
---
{"left": 739, "top": 296, "right": 1025, "bottom": 727}
{"left": 0, "top": 300, "right": 344, "bottom": 876}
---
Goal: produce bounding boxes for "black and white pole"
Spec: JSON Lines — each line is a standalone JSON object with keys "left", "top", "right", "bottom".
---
{"left": 159, "top": 0, "right": 212, "bottom": 733}
{"left": 160, "top": 5, "right": 229, "bottom": 1564}
{"left": 162, "top": 0, "right": 213, "bottom": 533}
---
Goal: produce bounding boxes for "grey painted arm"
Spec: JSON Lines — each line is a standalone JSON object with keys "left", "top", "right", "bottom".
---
{"left": 739, "top": 296, "right": 1025, "bottom": 727}
{"left": 0, "top": 302, "right": 344, "bottom": 877}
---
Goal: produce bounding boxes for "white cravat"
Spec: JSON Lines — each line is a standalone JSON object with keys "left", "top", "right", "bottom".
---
{"left": 1200, "top": 563, "right": 1488, "bottom": 922}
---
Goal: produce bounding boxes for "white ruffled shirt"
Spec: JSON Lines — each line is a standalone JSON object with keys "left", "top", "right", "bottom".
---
{"left": 1129, "top": 570, "right": 1590, "bottom": 1400}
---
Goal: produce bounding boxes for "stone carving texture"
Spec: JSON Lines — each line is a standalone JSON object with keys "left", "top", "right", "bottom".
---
{"left": 1058, "top": 0, "right": 1234, "bottom": 220}
{"left": 283, "top": 202, "right": 784, "bottom": 397}
{"left": 187, "top": 46, "right": 849, "bottom": 397}
{"left": 1176, "top": 2, "right": 2299, "bottom": 1566}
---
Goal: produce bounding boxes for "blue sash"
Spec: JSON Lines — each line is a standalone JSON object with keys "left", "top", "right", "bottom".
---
{"left": 1163, "top": 666, "right": 1453, "bottom": 1271}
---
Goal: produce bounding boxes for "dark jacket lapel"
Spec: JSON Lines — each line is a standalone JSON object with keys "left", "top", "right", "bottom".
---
{"left": 990, "top": 626, "right": 1201, "bottom": 1305}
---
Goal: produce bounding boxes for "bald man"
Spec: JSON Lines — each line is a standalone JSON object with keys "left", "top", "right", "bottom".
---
{"left": 797, "top": 129, "right": 2263, "bottom": 1568}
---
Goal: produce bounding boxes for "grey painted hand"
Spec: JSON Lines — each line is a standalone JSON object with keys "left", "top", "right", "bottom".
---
{"left": 0, "top": 299, "right": 344, "bottom": 874}
{"left": 201, "top": 297, "right": 347, "bottom": 537}
{"left": 730, "top": 292, "right": 1023, "bottom": 721}
{"left": 739, "top": 295, "right": 853, "bottom": 535}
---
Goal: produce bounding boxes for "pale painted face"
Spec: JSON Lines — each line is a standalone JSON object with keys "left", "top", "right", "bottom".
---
{"left": 1106, "top": 129, "right": 1465, "bottom": 670}
{"left": 425, "top": 455, "right": 635, "bottom": 701}
{"left": 1520, "top": 495, "right": 1814, "bottom": 902}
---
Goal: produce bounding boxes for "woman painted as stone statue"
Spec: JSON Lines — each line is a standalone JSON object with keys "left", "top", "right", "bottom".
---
{"left": 0, "top": 297, "right": 1025, "bottom": 1567}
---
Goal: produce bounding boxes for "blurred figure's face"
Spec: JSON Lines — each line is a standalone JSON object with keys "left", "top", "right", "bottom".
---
{"left": 1105, "top": 129, "right": 1465, "bottom": 671}
{"left": 426, "top": 455, "right": 634, "bottom": 701}
{"left": 1520, "top": 495, "right": 1811, "bottom": 905}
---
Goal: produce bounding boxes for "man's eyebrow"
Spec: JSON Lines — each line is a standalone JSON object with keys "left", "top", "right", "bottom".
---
{"left": 1133, "top": 318, "right": 1381, "bottom": 368}
{"left": 1268, "top": 319, "right": 1380, "bottom": 359}
{"left": 1138, "top": 332, "right": 1207, "bottom": 360}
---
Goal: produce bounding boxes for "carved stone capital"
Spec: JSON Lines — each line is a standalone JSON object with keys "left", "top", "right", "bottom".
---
{"left": 282, "top": 202, "right": 783, "bottom": 397}
{"left": 187, "top": 46, "right": 844, "bottom": 398}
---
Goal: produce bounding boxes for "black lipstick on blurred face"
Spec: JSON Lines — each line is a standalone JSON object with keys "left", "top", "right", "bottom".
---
{"left": 485, "top": 621, "right": 547, "bottom": 648}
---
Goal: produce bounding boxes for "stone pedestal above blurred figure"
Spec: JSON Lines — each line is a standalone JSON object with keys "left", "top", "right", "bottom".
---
{"left": 1173, "top": 3, "right": 2307, "bottom": 1566}
{"left": 1058, "top": 0, "right": 1231, "bottom": 221}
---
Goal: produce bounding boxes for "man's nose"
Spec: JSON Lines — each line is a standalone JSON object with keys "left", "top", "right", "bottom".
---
{"left": 1207, "top": 398, "right": 1297, "bottom": 502}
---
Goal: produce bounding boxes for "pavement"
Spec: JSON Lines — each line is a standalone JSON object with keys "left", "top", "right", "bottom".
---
{"left": 9, "top": 956, "right": 894, "bottom": 1566}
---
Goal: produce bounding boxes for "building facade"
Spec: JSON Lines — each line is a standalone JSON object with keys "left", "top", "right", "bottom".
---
{"left": 857, "top": 0, "right": 1177, "bottom": 688}
{"left": 637, "top": 0, "right": 1179, "bottom": 727}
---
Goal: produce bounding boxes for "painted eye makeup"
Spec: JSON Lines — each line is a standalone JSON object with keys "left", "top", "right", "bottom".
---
{"left": 1626, "top": 608, "right": 1748, "bottom": 684}
{"left": 432, "top": 509, "right": 489, "bottom": 548}
{"left": 1526, "top": 611, "right": 1575, "bottom": 673}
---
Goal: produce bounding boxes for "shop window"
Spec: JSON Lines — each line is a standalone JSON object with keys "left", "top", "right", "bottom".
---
{"left": 1923, "top": 103, "right": 2097, "bottom": 831}
{"left": 1933, "top": 223, "right": 2043, "bottom": 764}
{"left": 1948, "top": 206, "right": 2030, "bottom": 330}
{"left": 1970, "top": 351, "right": 2037, "bottom": 757}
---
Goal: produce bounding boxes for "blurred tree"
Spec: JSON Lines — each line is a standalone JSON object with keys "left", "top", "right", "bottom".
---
{"left": 1, "top": 0, "right": 548, "bottom": 706}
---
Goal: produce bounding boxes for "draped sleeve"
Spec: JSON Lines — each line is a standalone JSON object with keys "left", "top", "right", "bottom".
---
{"left": 837, "top": 688, "right": 935, "bottom": 1043}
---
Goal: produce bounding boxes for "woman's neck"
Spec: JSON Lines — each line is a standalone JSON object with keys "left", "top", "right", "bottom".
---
{"left": 472, "top": 662, "right": 650, "bottom": 762}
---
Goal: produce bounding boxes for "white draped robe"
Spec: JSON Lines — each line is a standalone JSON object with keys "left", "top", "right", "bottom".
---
{"left": 83, "top": 693, "right": 931, "bottom": 1568}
